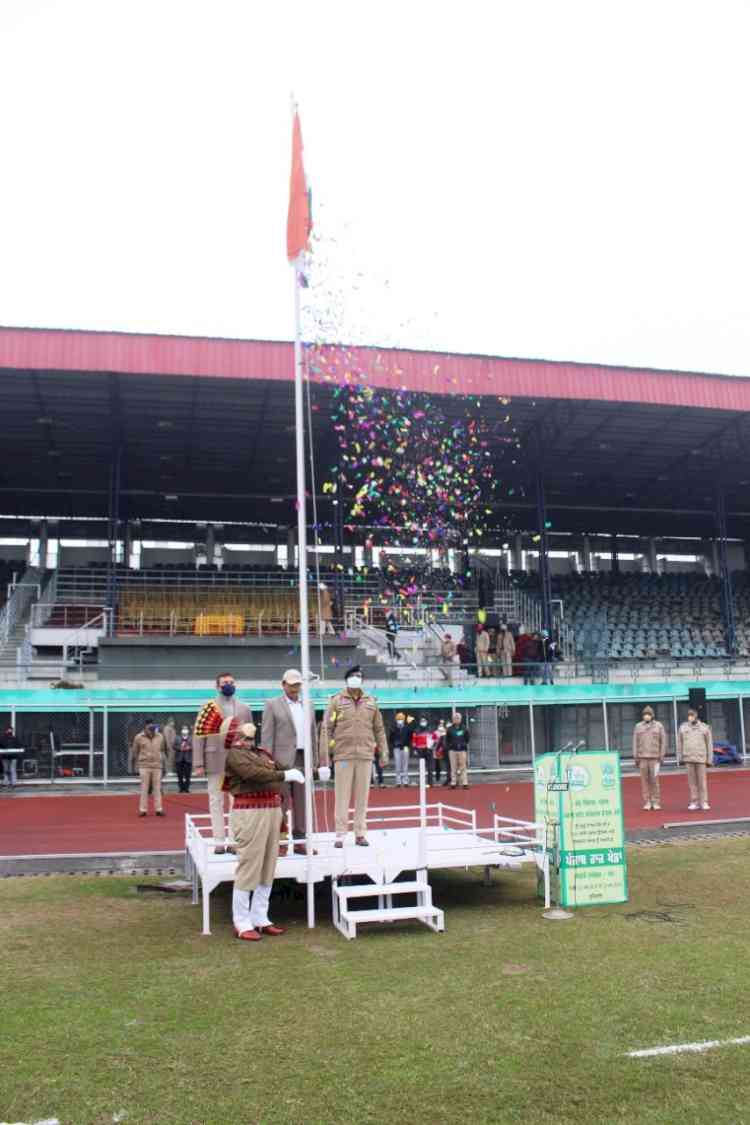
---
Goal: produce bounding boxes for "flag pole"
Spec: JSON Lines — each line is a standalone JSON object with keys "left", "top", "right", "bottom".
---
{"left": 293, "top": 254, "right": 316, "bottom": 929}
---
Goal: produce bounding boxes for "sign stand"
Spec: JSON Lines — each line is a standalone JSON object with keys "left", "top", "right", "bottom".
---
{"left": 535, "top": 747, "right": 628, "bottom": 913}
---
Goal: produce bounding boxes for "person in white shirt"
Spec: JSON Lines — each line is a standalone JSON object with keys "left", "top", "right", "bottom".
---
{"left": 260, "top": 669, "right": 326, "bottom": 854}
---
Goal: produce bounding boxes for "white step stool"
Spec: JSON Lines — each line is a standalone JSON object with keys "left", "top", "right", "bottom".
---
{"left": 332, "top": 875, "right": 444, "bottom": 939}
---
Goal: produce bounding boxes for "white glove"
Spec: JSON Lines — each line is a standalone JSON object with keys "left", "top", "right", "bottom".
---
{"left": 284, "top": 768, "right": 305, "bottom": 784}
{"left": 318, "top": 766, "right": 331, "bottom": 782}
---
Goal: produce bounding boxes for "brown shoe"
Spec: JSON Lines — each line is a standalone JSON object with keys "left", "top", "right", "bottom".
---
{"left": 214, "top": 845, "right": 227, "bottom": 855}
{"left": 235, "top": 928, "right": 262, "bottom": 942}
{"left": 355, "top": 836, "right": 370, "bottom": 847}
{"left": 260, "top": 924, "right": 286, "bottom": 936}
{"left": 293, "top": 842, "right": 318, "bottom": 855}
{"left": 334, "top": 839, "right": 344, "bottom": 849}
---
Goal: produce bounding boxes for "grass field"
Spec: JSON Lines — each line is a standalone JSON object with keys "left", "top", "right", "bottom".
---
{"left": 2, "top": 839, "right": 750, "bottom": 1125}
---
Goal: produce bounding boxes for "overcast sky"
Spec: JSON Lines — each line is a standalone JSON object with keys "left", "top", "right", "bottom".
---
{"left": 1, "top": 0, "right": 749, "bottom": 376}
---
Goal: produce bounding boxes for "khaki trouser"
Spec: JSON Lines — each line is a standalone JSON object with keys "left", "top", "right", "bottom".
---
{"left": 139, "top": 767, "right": 162, "bottom": 813}
{"left": 334, "top": 758, "right": 372, "bottom": 836}
{"left": 477, "top": 651, "right": 491, "bottom": 677}
{"left": 449, "top": 750, "right": 468, "bottom": 786}
{"left": 281, "top": 750, "right": 308, "bottom": 836}
{"left": 207, "top": 772, "right": 232, "bottom": 843}
{"left": 638, "top": 760, "right": 661, "bottom": 805}
{"left": 686, "top": 762, "right": 709, "bottom": 806}
{"left": 501, "top": 653, "right": 513, "bottom": 676}
{"left": 230, "top": 807, "right": 281, "bottom": 891}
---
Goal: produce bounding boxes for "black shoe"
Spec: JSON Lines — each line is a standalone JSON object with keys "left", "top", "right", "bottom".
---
{"left": 156, "top": 811, "right": 165, "bottom": 817}
{"left": 139, "top": 811, "right": 147, "bottom": 817}
{"left": 463, "top": 785, "right": 469, "bottom": 790}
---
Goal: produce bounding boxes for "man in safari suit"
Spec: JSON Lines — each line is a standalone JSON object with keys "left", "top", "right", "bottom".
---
{"left": 260, "top": 669, "right": 322, "bottom": 854}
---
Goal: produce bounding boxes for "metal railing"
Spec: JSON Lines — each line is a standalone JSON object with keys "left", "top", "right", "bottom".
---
{"left": 0, "top": 569, "right": 42, "bottom": 645}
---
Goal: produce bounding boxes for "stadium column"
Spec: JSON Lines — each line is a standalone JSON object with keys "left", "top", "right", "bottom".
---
{"left": 535, "top": 464, "right": 553, "bottom": 636}
{"left": 716, "top": 484, "right": 737, "bottom": 656}
{"left": 105, "top": 446, "right": 122, "bottom": 637}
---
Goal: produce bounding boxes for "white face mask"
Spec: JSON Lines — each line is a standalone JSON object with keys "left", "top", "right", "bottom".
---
{"left": 181, "top": 729, "right": 189, "bottom": 737}
{"left": 347, "top": 676, "right": 363, "bottom": 689}
{"left": 396, "top": 721, "right": 404, "bottom": 728}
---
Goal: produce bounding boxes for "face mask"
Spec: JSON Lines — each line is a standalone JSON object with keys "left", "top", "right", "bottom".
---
{"left": 420, "top": 721, "right": 427, "bottom": 728}
{"left": 396, "top": 721, "right": 403, "bottom": 728}
{"left": 220, "top": 683, "right": 236, "bottom": 698}
{"left": 347, "top": 676, "right": 363, "bottom": 689}
{"left": 181, "top": 729, "right": 189, "bottom": 737}
{"left": 643, "top": 716, "right": 652, "bottom": 723}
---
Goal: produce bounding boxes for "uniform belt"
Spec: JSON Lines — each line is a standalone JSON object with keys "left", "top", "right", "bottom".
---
{"left": 232, "top": 794, "right": 281, "bottom": 810}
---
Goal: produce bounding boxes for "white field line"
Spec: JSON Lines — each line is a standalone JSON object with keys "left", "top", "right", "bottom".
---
{"left": 628, "top": 1035, "right": 750, "bottom": 1058}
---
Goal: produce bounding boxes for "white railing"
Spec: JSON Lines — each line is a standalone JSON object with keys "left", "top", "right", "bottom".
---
{"left": 1, "top": 569, "right": 41, "bottom": 644}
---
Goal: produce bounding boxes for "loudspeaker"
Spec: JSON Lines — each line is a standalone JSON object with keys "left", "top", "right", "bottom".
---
{"left": 688, "top": 688, "right": 707, "bottom": 722}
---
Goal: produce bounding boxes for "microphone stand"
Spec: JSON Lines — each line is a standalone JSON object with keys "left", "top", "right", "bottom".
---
{"left": 542, "top": 740, "right": 582, "bottom": 921}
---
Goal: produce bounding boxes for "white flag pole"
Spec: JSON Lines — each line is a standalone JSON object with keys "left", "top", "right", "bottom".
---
{"left": 293, "top": 252, "right": 316, "bottom": 929}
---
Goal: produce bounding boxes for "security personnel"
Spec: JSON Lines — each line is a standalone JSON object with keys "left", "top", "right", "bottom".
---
{"left": 319, "top": 665, "right": 388, "bottom": 847}
{"left": 632, "top": 705, "right": 667, "bottom": 811}
{"left": 677, "top": 707, "right": 713, "bottom": 811}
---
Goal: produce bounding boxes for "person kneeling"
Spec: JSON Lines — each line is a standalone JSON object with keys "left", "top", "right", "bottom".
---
{"left": 222, "top": 717, "right": 305, "bottom": 942}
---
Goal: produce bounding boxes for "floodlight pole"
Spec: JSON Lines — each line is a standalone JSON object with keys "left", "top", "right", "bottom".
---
{"left": 293, "top": 257, "right": 316, "bottom": 929}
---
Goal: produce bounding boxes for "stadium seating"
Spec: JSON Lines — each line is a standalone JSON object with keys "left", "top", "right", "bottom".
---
{"left": 550, "top": 572, "right": 729, "bottom": 660}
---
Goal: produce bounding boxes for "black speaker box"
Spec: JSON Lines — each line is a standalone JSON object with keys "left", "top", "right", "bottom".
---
{"left": 688, "top": 688, "right": 707, "bottom": 722}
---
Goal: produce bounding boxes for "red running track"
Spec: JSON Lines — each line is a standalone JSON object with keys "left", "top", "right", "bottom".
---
{"left": 1, "top": 771, "right": 748, "bottom": 857}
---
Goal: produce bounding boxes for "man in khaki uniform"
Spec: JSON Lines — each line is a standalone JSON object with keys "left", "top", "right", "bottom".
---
{"left": 129, "top": 718, "right": 168, "bottom": 817}
{"left": 498, "top": 625, "right": 515, "bottom": 677}
{"left": 260, "top": 669, "right": 323, "bottom": 852}
{"left": 440, "top": 635, "right": 457, "bottom": 684}
{"left": 319, "top": 665, "right": 388, "bottom": 847}
{"left": 475, "top": 624, "right": 491, "bottom": 677}
{"left": 677, "top": 707, "right": 713, "bottom": 811}
{"left": 632, "top": 705, "right": 667, "bottom": 810}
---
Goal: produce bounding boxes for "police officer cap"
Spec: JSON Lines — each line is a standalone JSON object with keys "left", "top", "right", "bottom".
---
{"left": 345, "top": 665, "right": 363, "bottom": 680}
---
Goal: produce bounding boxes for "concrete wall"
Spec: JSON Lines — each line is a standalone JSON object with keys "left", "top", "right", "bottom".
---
{"left": 97, "top": 636, "right": 377, "bottom": 682}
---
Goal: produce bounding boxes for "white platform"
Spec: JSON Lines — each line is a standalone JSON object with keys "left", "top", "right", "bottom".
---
{"left": 185, "top": 799, "right": 549, "bottom": 936}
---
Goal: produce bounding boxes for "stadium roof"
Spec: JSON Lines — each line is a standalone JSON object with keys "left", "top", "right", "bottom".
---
{"left": 2, "top": 325, "right": 750, "bottom": 540}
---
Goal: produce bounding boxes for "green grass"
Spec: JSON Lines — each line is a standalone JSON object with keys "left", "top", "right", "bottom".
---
{"left": 2, "top": 840, "right": 750, "bottom": 1125}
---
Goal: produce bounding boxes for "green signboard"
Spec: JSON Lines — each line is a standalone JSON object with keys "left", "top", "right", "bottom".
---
{"left": 534, "top": 750, "right": 628, "bottom": 908}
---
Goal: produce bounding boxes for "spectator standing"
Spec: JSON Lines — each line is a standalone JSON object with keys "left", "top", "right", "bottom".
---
{"left": 0, "top": 727, "right": 23, "bottom": 788}
{"left": 475, "top": 624, "right": 491, "bottom": 678}
{"left": 389, "top": 711, "right": 412, "bottom": 787}
{"left": 411, "top": 716, "right": 436, "bottom": 787}
{"left": 498, "top": 625, "right": 515, "bottom": 677}
{"left": 318, "top": 582, "right": 335, "bottom": 635}
{"left": 445, "top": 712, "right": 470, "bottom": 789}
{"left": 678, "top": 708, "right": 713, "bottom": 811}
{"left": 539, "top": 630, "right": 557, "bottom": 685}
{"left": 440, "top": 634, "right": 457, "bottom": 683}
{"left": 433, "top": 719, "right": 449, "bottom": 784}
{"left": 129, "top": 718, "right": 168, "bottom": 817}
{"left": 632, "top": 705, "right": 666, "bottom": 810}
{"left": 174, "top": 724, "right": 193, "bottom": 793}
{"left": 163, "top": 716, "right": 177, "bottom": 773}
{"left": 385, "top": 611, "right": 399, "bottom": 660}
{"left": 522, "top": 632, "right": 543, "bottom": 685}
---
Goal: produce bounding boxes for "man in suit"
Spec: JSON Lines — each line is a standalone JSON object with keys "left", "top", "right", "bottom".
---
{"left": 260, "top": 669, "right": 326, "bottom": 854}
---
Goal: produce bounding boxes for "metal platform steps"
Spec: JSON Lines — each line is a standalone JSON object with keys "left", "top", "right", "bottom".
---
{"left": 332, "top": 874, "right": 445, "bottom": 939}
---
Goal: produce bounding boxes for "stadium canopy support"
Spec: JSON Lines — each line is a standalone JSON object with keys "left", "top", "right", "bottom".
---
{"left": 716, "top": 484, "right": 737, "bottom": 657}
